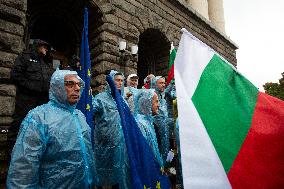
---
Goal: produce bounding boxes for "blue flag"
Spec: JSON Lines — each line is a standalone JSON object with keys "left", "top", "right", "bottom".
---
{"left": 77, "top": 8, "right": 94, "bottom": 139}
{"left": 106, "top": 75, "right": 171, "bottom": 189}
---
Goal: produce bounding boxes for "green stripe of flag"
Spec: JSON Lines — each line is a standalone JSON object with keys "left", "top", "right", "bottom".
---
{"left": 192, "top": 54, "right": 258, "bottom": 172}
{"left": 168, "top": 48, "right": 176, "bottom": 70}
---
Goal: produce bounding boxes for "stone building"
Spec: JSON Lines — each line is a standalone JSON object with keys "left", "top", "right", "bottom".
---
{"left": 0, "top": 0, "right": 237, "bottom": 183}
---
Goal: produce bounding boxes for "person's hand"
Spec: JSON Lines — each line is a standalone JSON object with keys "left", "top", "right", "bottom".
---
{"left": 126, "top": 92, "right": 132, "bottom": 98}
{"left": 168, "top": 167, "right": 177, "bottom": 175}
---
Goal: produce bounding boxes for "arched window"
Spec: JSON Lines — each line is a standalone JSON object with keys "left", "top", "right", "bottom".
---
{"left": 138, "top": 29, "right": 170, "bottom": 87}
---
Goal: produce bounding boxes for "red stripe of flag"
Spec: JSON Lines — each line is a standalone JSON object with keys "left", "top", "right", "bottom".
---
{"left": 166, "top": 64, "right": 174, "bottom": 86}
{"left": 228, "top": 92, "right": 284, "bottom": 188}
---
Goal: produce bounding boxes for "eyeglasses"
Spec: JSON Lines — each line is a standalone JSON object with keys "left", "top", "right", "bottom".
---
{"left": 64, "top": 80, "right": 84, "bottom": 88}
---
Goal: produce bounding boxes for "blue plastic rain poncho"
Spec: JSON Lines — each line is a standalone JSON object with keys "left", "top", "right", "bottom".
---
{"left": 124, "top": 86, "right": 139, "bottom": 114}
{"left": 150, "top": 76, "right": 171, "bottom": 163}
{"left": 134, "top": 89, "right": 164, "bottom": 168}
{"left": 92, "top": 70, "right": 130, "bottom": 188}
{"left": 175, "top": 118, "right": 184, "bottom": 188}
{"left": 164, "top": 80, "right": 177, "bottom": 152}
{"left": 7, "top": 70, "right": 96, "bottom": 189}
{"left": 165, "top": 79, "right": 177, "bottom": 119}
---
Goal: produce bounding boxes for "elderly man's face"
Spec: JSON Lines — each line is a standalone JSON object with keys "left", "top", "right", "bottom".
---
{"left": 152, "top": 93, "right": 159, "bottom": 115}
{"left": 156, "top": 77, "right": 166, "bottom": 92}
{"left": 64, "top": 75, "right": 82, "bottom": 105}
{"left": 128, "top": 78, "right": 138, "bottom": 88}
{"left": 114, "top": 74, "right": 124, "bottom": 90}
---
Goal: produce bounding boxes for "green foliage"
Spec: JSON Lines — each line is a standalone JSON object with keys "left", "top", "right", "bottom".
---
{"left": 263, "top": 72, "right": 284, "bottom": 100}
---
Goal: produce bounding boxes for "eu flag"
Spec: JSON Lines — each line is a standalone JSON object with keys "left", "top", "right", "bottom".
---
{"left": 106, "top": 75, "right": 171, "bottom": 189}
{"left": 77, "top": 8, "right": 94, "bottom": 135}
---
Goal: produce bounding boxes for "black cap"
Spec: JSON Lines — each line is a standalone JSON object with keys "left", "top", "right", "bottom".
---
{"left": 33, "top": 39, "right": 51, "bottom": 50}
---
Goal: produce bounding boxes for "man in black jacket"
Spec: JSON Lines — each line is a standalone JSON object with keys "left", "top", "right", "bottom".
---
{"left": 8, "top": 39, "right": 55, "bottom": 151}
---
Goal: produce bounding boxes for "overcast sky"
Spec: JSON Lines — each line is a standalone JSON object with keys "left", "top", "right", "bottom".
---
{"left": 223, "top": 0, "right": 284, "bottom": 91}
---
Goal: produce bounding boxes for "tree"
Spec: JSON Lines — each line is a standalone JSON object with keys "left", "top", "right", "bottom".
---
{"left": 263, "top": 72, "right": 284, "bottom": 100}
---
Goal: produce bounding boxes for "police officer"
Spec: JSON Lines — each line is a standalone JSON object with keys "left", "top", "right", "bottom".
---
{"left": 8, "top": 39, "right": 55, "bottom": 151}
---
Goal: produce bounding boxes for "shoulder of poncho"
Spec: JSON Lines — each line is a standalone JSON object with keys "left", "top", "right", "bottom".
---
{"left": 24, "top": 104, "right": 50, "bottom": 124}
{"left": 95, "top": 91, "right": 111, "bottom": 100}
{"left": 74, "top": 109, "right": 85, "bottom": 117}
{"left": 74, "top": 109, "right": 89, "bottom": 126}
{"left": 136, "top": 114, "right": 150, "bottom": 123}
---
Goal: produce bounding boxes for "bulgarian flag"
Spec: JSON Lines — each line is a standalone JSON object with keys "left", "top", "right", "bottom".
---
{"left": 166, "top": 42, "right": 177, "bottom": 86}
{"left": 175, "top": 28, "right": 284, "bottom": 188}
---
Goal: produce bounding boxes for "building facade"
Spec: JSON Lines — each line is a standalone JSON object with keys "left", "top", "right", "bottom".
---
{"left": 0, "top": 0, "right": 237, "bottom": 182}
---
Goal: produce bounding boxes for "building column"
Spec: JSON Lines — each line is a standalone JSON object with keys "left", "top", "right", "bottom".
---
{"left": 208, "top": 0, "right": 226, "bottom": 33}
{"left": 188, "top": 0, "right": 209, "bottom": 20}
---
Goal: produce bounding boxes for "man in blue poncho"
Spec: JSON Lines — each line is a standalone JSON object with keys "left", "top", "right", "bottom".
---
{"left": 7, "top": 70, "right": 96, "bottom": 189}
{"left": 150, "top": 76, "right": 168, "bottom": 117}
{"left": 134, "top": 89, "right": 164, "bottom": 169}
{"left": 92, "top": 70, "right": 130, "bottom": 189}
{"left": 150, "top": 76, "right": 172, "bottom": 163}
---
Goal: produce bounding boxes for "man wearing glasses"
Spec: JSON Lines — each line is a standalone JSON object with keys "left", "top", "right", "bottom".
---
{"left": 7, "top": 70, "right": 96, "bottom": 189}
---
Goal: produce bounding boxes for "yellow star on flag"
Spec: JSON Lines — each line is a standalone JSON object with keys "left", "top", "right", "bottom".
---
{"left": 156, "top": 181, "right": 161, "bottom": 189}
{"left": 143, "top": 185, "right": 150, "bottom": 189}
{"left": 86, "top": 104, "right": 90, "bottom": 111}
{"left": 87, "top": 69, "right": 91, "bottom": 77}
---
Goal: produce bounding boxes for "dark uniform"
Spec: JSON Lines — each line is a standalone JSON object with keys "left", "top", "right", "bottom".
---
{"left": 8, "top": 39, "right": 55, "bottom": 151}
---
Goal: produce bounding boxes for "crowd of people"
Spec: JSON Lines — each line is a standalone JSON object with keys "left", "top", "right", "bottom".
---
{"left": 6, "top": 39, "right": 182, "bottom": 189}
